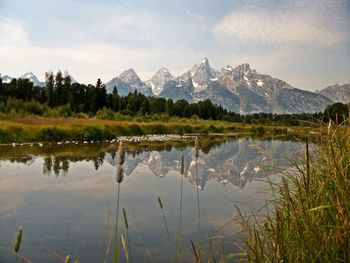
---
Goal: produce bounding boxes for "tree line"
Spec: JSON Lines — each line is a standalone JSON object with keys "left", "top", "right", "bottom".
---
{"left": 0, "top": 71, "right": 348, "bottom": 125}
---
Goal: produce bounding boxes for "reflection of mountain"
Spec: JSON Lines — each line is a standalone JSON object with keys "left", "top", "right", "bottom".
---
{"left": 104, "top": 139, "right": 301, "bottom": 189}
{"left": 3, "top": 138, "right": 301, "bottom": 188}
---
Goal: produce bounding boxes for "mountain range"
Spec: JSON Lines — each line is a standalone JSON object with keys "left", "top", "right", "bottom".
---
{"left": 104, "top": 58, "right": 347, "bottom": 114}
{"left": 316, "top": 84, "right": 350, "bottom": 104}
{"left": 2, "top": 59, "right": 349, "bottom": 114}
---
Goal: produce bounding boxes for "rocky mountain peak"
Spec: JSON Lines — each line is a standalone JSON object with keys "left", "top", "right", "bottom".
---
{"left": 233, "top": 63, "right": 252, "bottom": 75}
{"left": 104, "top": 59, "right": 336, "bottom": 114}
{"left": 147, "top": 68, "right": 175, "bottom": 96}
{"left": 118, "top": 68, "right": 141, "bottom": 84}
{"left": 0, "top": 74, "right": 13, "bottom": 83}
{"left": 152, "top": 68, "right": 173, "bottom": 79}
{"left": 191, "top": 58, "right": 213, "bottom": 73}
{"left": 20, "top": 72, "right": 45, "bottom": 87}
{"left": 21, "top": 71, "right": 39, "bottom": 81}
{"left": 190, "top": 58, "right": 216, "bottom": 92}
{"left": 316, "top": 83, "right": 350, "bottom": 104}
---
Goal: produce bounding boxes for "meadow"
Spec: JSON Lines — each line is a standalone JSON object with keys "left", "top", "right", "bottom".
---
{"left": 0, "top": 116, "right": 297, "bottom": 144}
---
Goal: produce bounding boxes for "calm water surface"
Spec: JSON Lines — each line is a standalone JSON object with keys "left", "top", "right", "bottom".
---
{"left": 0, "top": 136, "right": 302, "bottom": 262}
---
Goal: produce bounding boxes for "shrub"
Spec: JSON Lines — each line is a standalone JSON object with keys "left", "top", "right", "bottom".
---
{"left": 24, "top": 100, "right": 44, "bottom": 115}
{"left": 143, "top": 124, "right": 169, "bottom": 134}
{"left": 128, "top": 124, "right": 144, "bottom": 135}
{"left": 96, "top": 108, "right": 115, "bottom": 120}
{"left": 39, "top": 127, "right": 69, "bottom": 141}
{"left": 75, "top": 112, "right": 88, "bottom": 118}
{"left": 59, "top": 104, "right": 72, "bottom": 118}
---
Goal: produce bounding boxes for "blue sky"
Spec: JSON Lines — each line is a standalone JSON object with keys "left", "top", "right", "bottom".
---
{"left": 0, "top": 0, "right": 349, "bottom": 90}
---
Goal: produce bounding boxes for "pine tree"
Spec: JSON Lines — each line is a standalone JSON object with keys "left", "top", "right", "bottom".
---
{"left": 54, "top": 70, "right": 63, "bottom": 106}
{"left": 62, "top": 71, "right": 72, "bottom": 105}
{"left": 0, "top": 74, "right": 3, "bottom": 97}
{"left": 45, "top": 71, "right": 55, "bottom": 107}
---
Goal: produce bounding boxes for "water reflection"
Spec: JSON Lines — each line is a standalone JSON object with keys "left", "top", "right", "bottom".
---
{"left": 1, "top": 136, "right": 301, "bottom": 189}
{"left": 0, "top": 136, "right": 303, "bottom": 262}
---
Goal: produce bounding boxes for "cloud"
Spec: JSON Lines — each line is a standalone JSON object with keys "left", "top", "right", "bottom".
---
{"left": 0, "top": 17, "right": 29, "bottom": 45}
{"left": 89, "top": 13, "right": 158, "bottom": 42}
{"left": 214, "top": 0, "right": 349, "bottom": 49}
{"left": 186, "top": 10, "right": 204, "bottom": 21}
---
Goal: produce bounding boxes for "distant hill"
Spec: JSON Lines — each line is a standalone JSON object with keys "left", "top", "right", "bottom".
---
{"left": 316, "top": 84, "right": 350, "bottom": 104}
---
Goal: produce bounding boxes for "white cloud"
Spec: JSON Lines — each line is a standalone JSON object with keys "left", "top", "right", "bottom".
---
{"left": 214, "top": 0, "right": 349, "bottom": 49}
{"left": 0, "top": 17, "right": 29, "bottom": 45}
{"left": 90, "top": 14, "right": 158, "bottom": 42}
{"left": 186, "top": 10, "right": 204, "bottom": 21}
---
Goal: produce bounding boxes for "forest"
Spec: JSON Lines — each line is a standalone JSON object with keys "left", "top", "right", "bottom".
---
{"left": 0, "top": 71, "right": 348, "bottom": 125}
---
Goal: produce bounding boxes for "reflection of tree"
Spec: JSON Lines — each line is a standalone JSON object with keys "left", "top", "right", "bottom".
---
{"left": 43, "top": 156, "right": 69, "bottom": 176}
{"left": 43, "top": 157, "right": 53, "bottom": 176}
{"left": 53, "top": 157, "right": 61, "bottom": 177}
{"left": 5, "top": 137, "right": 300, "bottom": 185}
{"left": 62, "top": 159, "right": 69, "bottom": 175}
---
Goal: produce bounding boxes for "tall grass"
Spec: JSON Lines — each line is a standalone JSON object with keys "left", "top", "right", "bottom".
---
{"left": 238, "top": 120, "right": 350, "bottom": 262}
{"left": 113, "top": 141, "right": 126, "bottom": 263}
{"left": 122, "top": 208, "right": 132, "bottom": 263}
{"left": 178, "top": 155, "right": 184, "bottom": 261}
{"left": 193, "top": 136, "right": 202, "bottom": 261}
{"left": 0, "top": 117, "right": 299, "bottom": 143}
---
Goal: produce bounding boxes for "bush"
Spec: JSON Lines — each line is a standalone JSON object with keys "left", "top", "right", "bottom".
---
{"left": 128, "top": 124, "right": 144, "bottom": 135}
{"left": 39, "top": 127, "right": 69, "bottom": 141}
{"left": 0, "top": 126, "right": 25, "bottom": 142}
{"left": 96, "top": 108, "right": 115, "bottom": 120}
{"left": 24, "top": 100, "right": 44, "bottom": 115}
{"left": 143, "top": 124, "right": 169, "bottom": 134}
{"left": 59, "top": 104, "right": 72, "bottom": 118}
{"left": 75, "top": 112, "right": 89, "bottom": 118}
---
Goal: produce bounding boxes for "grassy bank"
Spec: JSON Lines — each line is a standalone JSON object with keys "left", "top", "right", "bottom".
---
{"left": 238, "top": 121, "right": 350, "bottom": 262}
{"left": 0, "top": 117, "right": 301, "bottom": 143}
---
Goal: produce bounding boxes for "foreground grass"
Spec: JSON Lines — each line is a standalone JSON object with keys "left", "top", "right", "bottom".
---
{"left": 238, "top": 121, "right": 350, "bottom": 262}
{"left": 0, "top": 116, "right": 308, "bottom": 143}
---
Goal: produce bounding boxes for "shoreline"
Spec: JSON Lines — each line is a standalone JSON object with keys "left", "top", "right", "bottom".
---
{"left": 0, "top": 117, "right": 316, "bottom": 144}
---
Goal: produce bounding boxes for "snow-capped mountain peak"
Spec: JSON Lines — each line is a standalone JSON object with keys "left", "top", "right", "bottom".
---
{"left": 118, "top": 68, "right": 141, "bottom": 85}
{"left": 21, "top": 71, "right": 39, "bottom": 82}
{"left": 190, "top": 58, "right": 216, "bottom": 92}
{"left": 223, "top": 65, "right": 233, "bottom": 72}
{"left": 106, "top": 59, "right": 334, "bottom": 114}
{"left": 105, "top": 68, "right": 153, "bottom": 96}
{"left": 233, "top": 63, "right": 252, "bottom": 75}
{"left": 146, "top": 68, "right": 175, "bottom": 96}
{"left": 0, "top": 74, "right": 13, "bottom": 83}
{"left": 20, "top": 72, "right": 45, "bottom": 87}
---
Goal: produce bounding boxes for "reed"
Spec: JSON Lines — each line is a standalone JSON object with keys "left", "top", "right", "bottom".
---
{"left": 121, "top": 233, "right": 129, "bottom": 261}
{"left": 13, "top": 226, "right": 23, "bottom": 254}
{"left": 157, "top": 195, "right": 174, "bottom": 260}
{"left": 113, "top": 141, "right": 125, "bottom": 263}
{"left": 194, "top": 137, "right": 202, "bottom": 261}
{"left": 178, "top": 155, "right": 184, "bottom": 261}
{"left": 123, "top": 208, "right": 132, "bottom": 263}
{"left": 238, "top": 120, "right": 350, "bottom": 262}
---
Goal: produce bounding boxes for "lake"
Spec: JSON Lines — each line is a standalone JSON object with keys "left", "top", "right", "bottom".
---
{"left": 0, "top": 135, "right": 303, "bottom": 262}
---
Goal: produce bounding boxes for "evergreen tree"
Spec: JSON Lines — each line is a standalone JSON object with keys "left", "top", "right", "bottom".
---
{"left": 62, "top": 71, "right": 72, "bottom": 105}
{"left": 45, "top": 71, "right": 54, "bottom": 107}
{"left": 0, "top": 74, "right": 3, "bottom": 97}
{"left": 54, "top": 70, "right": 63, "bottom": 106}
{"left": 166, "top": 99, "right": 174, "bottom": 115}
{"left": 95, "top": 79, "right": 107, "bottom": 110}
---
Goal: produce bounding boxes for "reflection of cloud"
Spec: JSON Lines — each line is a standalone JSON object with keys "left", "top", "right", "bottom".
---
{"left": 214, "top": 0, "right": 349, "bottom": 49}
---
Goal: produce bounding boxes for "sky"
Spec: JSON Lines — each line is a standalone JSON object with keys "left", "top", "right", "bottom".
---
{"left": 0, "top": 0, "right": 349, "bottom": 91}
